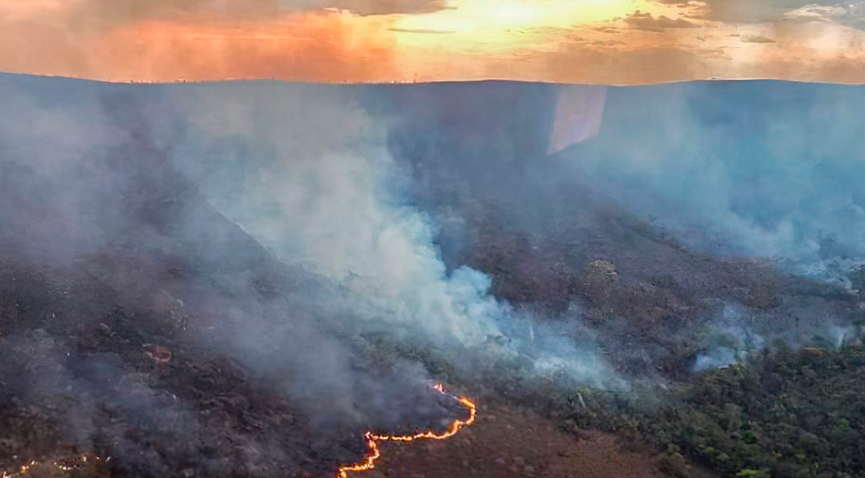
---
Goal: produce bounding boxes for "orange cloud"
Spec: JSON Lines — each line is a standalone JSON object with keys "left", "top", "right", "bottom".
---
{"left": 625, "top": 10, "right": 699, "bottom": 32}
{"left": 94, "top": 13, "right": 397, "bottom": 82}
{"left": 0, "top": 4, "right": 397, "bottom": 82}
{"left": 653, "top": 0, "right": 846, "bottom": 23}
{"left": 1, "top": 0, "right": 865, "bottom": 84}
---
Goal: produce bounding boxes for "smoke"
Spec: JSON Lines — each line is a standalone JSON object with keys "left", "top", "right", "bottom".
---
{"left": 555, "top": 81, "right": 865, "bottom": 284}
{"left": 5, "top": 73, "right": 863, "bottom": 475}
{"left": 0, "top": 78, "right": 125, "bottom": 260}
{"left": 165, "top": 81, "right": 621, "bottom": 387}
{"left": 365, "top": 80, "right": 862, "bottom": 379}
{"left": 692, "top": 304, "right": 767, "bottom": 371}
{"left": 0, "top": 75, "right": 458, "bottom": 474}
{"left": 0, "top": 330, "right": 203, "bottom": 476}
{"left": 170, "top": 83, "right": 497, "bottom": 342}
{"left": 0, "top": 73, "right": 625, "bottom": 475}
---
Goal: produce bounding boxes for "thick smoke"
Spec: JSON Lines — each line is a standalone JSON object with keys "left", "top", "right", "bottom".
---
{"left": 551, "top": 82, "right": 865, "bottom": 370}
{"left": 165, "top": 82, "right": 621, "bottom": 388}
{"left": 4, "top": 73, "right": 863, "bottom": 475}
{"left": 365, "top": 81, "right": 864, "bottom": 374}
{"left": 0, "top": 75, "right": 461, "bottom": 474}
{"left": 554, "top": 82, "right": 865, "bottom": 284}
{"left": 0, "top": 74, "right": 624, "bottom": 475}
{"left": 170, "top": 83, "right": 500, "bottom": 343}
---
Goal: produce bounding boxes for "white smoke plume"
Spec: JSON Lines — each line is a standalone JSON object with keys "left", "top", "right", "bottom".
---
{"left": 166, "top": 82, "right": 622, "bottom": 387}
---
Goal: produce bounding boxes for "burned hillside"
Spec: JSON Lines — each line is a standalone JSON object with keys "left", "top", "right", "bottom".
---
{"left": 1, "top": 74, "right": 864, "bottom": 478}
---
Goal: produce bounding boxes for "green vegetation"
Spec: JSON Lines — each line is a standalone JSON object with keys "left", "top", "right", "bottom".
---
{"left": 382, "top": 313, "right": 865, "bottom": 477}
{"left": 554, "top": 346, "right": 865, "bottom": 477}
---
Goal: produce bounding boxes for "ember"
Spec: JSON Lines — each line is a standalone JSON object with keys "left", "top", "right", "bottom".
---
{"left": 335, "top": 384, "right": 477, "bottom": 478}
{"left": 142, "top": 344, "right": 172, "bottom": 365}
{"left": 2, "top": 454, "right": 109, "bottom": 478}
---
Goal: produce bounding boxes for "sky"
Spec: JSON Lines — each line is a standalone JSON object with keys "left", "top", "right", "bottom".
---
{"left": 1, "top": 0, "right": 865, "bottom": 83}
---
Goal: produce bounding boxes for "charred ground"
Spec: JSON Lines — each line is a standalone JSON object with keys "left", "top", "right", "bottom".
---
{"left": 1, "top": 75, "right": 864, "bottom": 478}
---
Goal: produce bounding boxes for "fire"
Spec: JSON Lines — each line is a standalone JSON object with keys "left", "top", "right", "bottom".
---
{"left": 2, "top": 454, "right": 109, "bottom": 478}
{"left": 2, "top": 386, "right": 475, "bottom": 478}
{"left": 335, "top": 383, "right": 477, "bottom": 478}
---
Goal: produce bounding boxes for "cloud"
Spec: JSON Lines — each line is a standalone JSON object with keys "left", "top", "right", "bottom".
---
{"left": 593, "top": 26, "right": 621, "bottom": 34}
{"left": 3, "top": 0, "right": 865, "bottom": 83}
{"left": 0, "top": 0, "right": 451, "bottom": 80}
{"left": 10, "top": 0, "right": 450, "bottom": 23}
{"left": 625, "top": 10, "right": 700, "bottom": 31}
{"left": 304, "top": 0, "right": 450, "bottom": 15}
{"left": 655, "top": 0, "right": 849, "bottom": 23}
{"left": 0, "top": 5, "right": 399, "bottom": 81}
{"left": 785, "top": 2, "right": 865, "bottom": 29}
{"left": 741, "top": 35, "right": 776, "bottom": 43}
{"left": 388, "top": 27, "right": 454, "bottom": 34}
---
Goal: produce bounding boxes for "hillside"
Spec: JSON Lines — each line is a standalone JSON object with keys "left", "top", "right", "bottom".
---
{"left": 1, "top": 73, "right": 863, "bottom": 477}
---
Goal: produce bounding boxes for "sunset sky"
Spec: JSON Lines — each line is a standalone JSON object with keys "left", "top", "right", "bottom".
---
{"left": 2, "top": 0, "right": 865, "bottom": 83}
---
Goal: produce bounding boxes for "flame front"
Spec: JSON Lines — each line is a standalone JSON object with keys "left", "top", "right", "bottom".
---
{"left": 1, "top": 387, "right": 476, "bottom": 478}
{"left": 335, "top": 383, "right": 477, "bottom": 478}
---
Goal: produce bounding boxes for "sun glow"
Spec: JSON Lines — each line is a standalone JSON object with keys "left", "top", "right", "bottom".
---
{"left": 393, "top": 0, "right": 648, "bottom": 35}
{"left": 389, "top": 0, "right": 657, "bottom": 81}
{"left": 390, "top": 0, "right": 657, "bottom": 65}
{"left": 490, "top": 1, "right": 542, "bottom": 25}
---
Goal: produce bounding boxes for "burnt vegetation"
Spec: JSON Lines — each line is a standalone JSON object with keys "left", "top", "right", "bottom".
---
{"left": 1, "top": 75, "right": 864, "bottom": 478}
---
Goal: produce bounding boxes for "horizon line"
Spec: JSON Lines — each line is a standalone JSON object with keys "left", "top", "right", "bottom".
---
{"left": 3, "top": 71, "right": 865, "bottom": 88}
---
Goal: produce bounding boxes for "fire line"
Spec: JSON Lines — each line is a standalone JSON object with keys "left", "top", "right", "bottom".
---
{"left": 335, "top": 383, "right": 477, "bottom": 478}
{"left": 2, "top": 386, "right": 475, "bottom": 478}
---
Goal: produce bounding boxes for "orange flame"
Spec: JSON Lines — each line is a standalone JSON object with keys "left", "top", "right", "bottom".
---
{"left": 335, "top": 383, "right": 477, "bottom": 478}
{"left": 2, "top": 386, "right": 475, "bottom": 478}
{"left": 2, "top": 454, "right": 109, "bottom": 478}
